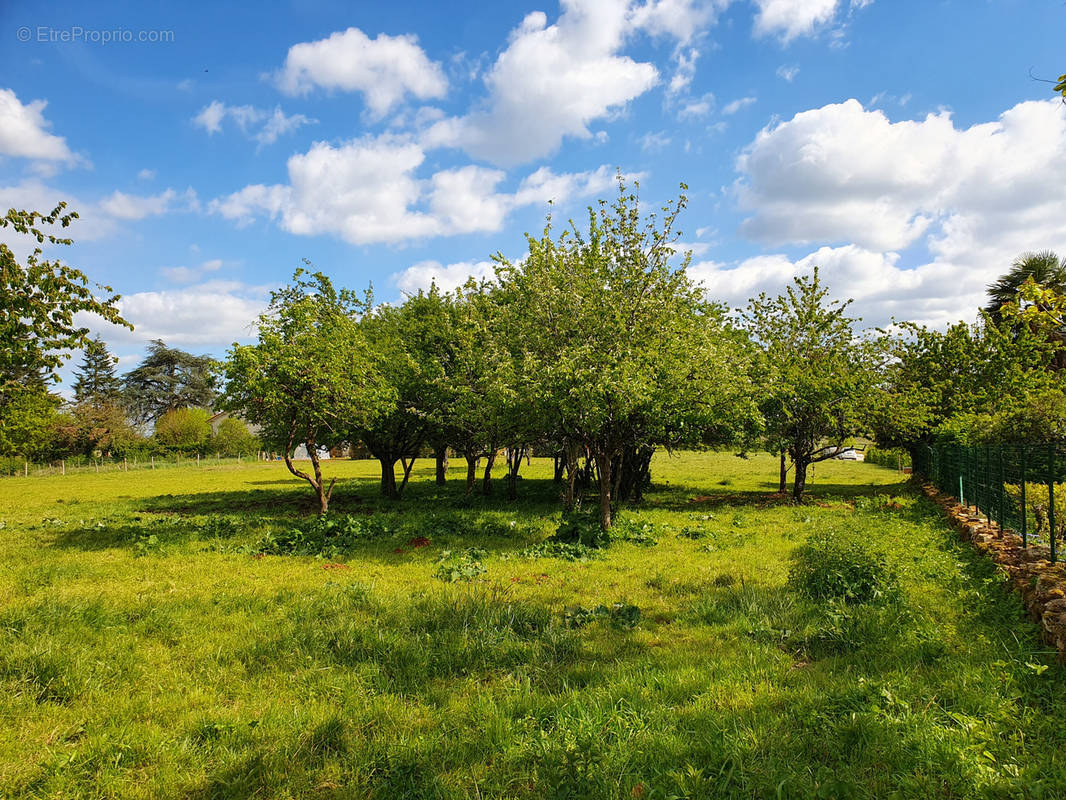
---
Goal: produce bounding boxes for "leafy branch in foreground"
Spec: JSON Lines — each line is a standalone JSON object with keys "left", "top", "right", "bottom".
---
{"left": 1, "top": 203, "right": 132, "bottom": 459}
{"left": 0, "top": 203, "right": 131, "bottom": 389}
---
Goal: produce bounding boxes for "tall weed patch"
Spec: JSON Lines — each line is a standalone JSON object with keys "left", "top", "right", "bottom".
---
{"left": 789, "top": 528, "right": 898, "bottom": 604}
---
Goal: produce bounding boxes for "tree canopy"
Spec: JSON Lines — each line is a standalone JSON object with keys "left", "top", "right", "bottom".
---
{"left": 123, "top": 340, "right": 218, "bottom": 425}
{"left": 497, "top": 179, "right": 757, "bottom": 526}
{"left": 14, "top": 188, "right": 1066, "bottom": 512}
{"left": 154, "top": 408, "right": 213, "bottom": 452}
{"left": 354, "top": 286, "right": 454, "bottom": 499}
{"left": 211, "top": 416, "right": 259, "bottom": 457}
{"left": 985, "top": 251, "right": 1066, "bottom": 323}
{"left": 742, "top": 268, "right": 878, "bottom": 500}
{"left": 72, "top": 336, "right": 122, "bottom": 407}
{"left": 222, "top": 269, "right": 393, "bottom": 513}
{"left": 874, "top": 310, "right": 1057, "bottom": 449}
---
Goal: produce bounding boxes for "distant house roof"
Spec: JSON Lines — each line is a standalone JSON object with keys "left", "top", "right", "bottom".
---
{"left": 207, "top": 410, "right": 261, "bottom": 436}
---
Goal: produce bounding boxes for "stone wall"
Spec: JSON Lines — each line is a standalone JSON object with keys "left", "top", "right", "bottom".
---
{"left": 921, "top": 483, "right": 1066, "bottom": 660}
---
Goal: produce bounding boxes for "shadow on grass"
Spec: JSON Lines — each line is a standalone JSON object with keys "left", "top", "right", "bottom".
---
{"left": 140, "top": 487, "right": 328, "bottom": 516}
{"left": 136, "top": 474, "right": 568, "bottom": 516}
{"left": 643, "top": 479, "right": 912, "bottom": 512}
{"left": 42, "top": 469, "right": 913, "bottom": 559}
{"left": 44, "top": 501, "right": 557, "bottom": 565}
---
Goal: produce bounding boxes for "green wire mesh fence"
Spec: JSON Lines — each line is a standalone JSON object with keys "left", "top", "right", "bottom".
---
{"left": 914, "top": 443, "right": 1066, "bottom": 563}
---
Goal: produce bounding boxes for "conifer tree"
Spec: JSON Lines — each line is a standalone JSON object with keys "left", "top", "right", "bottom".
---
{"left": 72, "top": 336, "right": 121, "bottom": 407}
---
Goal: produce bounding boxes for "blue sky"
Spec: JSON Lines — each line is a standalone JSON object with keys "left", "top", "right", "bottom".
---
{"left": 1, "top": 0, "right": 1064, "bottom": 388}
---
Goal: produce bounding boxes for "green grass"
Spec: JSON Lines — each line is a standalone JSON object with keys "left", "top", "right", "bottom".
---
{"left": 1, "top": 452, "right": 1065, "bottom": 799}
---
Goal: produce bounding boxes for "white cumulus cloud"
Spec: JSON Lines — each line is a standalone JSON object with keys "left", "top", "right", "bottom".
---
{"left": 391, "top": 259, "right": 498, "bottom": 295}
{"left": 160, "top": 258, "right": 224, "bottom": 284}
{"left": 776, "top": 64, "right": 800, "bottom": 82}
{"left": 753, "top": 0, "right": 871, "bottom": 42}
{"left": 420, "top": 0, "right": 660, "bottom": 166}
{"left": 723, "top": 96, "right": 757, "bottom": 114}
{"left": 736, "top": 98, "right": 1066, "bottom": 253}
{"left": 714, "top": 97, "right": 1066, "bottom": 329}
{"left": 692, "top": 245, "right": 987, "bottom": 330}
{"left": 630, "top": 0, "right": 729, "bottom": 44}
{"left": 0, "top": 180, "right": 116, "bottom": 259}
{"left": 107, "top": 280, "right": 269, "bottom": 349}
{"left": 99, "top": 188, "right": 200, "bottom": 220}
{"left": 210, "top": 134, "right": 616, "bottom": 245}
{"left": 0, "top": 88, "right": 76, "bottom": 165}
{"left": 275, "top": 27, "right": 447, "bottom": 117}
{"left": 193, "top": 101, "right": 316, "bottom": 145}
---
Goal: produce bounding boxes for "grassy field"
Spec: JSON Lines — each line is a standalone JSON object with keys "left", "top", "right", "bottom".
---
{"left": 1, "top": 452, "right": 1065, "bottom": 799}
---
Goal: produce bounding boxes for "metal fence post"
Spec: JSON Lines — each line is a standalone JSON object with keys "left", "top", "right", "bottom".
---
{"left": 984, "top": 444, "right": 992, "bottom": 525}
{"left": 997, "top": 446, "right": 1004, "bottom": 531}
{"left": 959, "top": 446, "right": 965, "bottom": 508}
{"left": 1049, "top": 444, "right": 1057, "bottom": 564}
{"left": 968, "top": 445, "right": 975, "bottom": 512}
{"left": 1021, "top": 447, "right": 1028, "bottom": 548}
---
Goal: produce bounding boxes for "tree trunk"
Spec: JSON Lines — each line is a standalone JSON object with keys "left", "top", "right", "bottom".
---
{"left": 594, "top": 450, "right": 613, "bottom": 530}
{"left": 307, "top": 445, "right": 334, "bottom": 514}
{"left": 779, "top": 451, "right": 788, "bottom": 493}
{"left": 611, "top": 449, "right": 625, "bottom": 508}
{"left": 434, "top": 445, "right": 449, "bottom": 485}
{"left": 481, "top": 449, "right": 497, "bottom": 495}
{"left": 464, "top": 455, "right": 479, "bottom": 495}
{"left": 615, "top": 445, "right": 654, "bottom": 503}
{"left": 398, "top": 456, "right": 417, "bottom": 497}
{"left": 506, "top": 446, "right": 525, "bottom": 500}
{"left": 792, "top": 459, "right": 808, "bottom": 502}
{"left": 283, "top": 438, "right": 334, "bottom": 514}
{"left": 553, "top": 452, "right": 566, "bottom": 484}
{"left": 563, "top": 443, "right": 580, "bottom": 508}
{"left": 379, "top": 457, "right": 398, "bottom": 499}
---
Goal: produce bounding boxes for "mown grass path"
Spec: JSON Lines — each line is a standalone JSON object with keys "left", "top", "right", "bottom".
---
{"left": 1, "top": 453, "right": 1064, "bottom": 799}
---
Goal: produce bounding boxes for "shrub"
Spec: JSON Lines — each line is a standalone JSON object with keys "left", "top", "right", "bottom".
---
{"left": 865, "top": 447, "right": 911, "bottom": 469}
{"left": 255, "top": 514, "right": 395, "bottom": 557}
{"left": 210, "top": 417, "right": 260, "bottom": 457}
{"left": 1004, "top": 482, "right": 1066, "bottom": 543}
{"left": 610, "top": 518, "right": 660, "bottom": 546}
{"left": 433, "top": 549, "right": 487, "bottom": 582}
{"left": 797, "top": 601, "right": 904, "bottom": 658}
{"left": 133, "top": 532, "right": 167, "bottom": 557}
{"left": 788, "top": 528, "right": 897, "bottom": 604}
{"left": 563, "top": 602, "right": 641, "bottom": 630}
{"left": 514, "top": 541, "right": 603, "bottom": 561}
{"left": 551, "top": 512, "right": 659, "bottom": 549}
{"left": 153, "top": 408, "right": 212, "bottom": 453}
{"left": 552, "top": 510, "right": 610, "bottom": 548}
{"left": 198, "top": 515, "right": 245, "bottom": 539}
{"left": 0, "top": 456, "right": 25, "bottom": 476}
{"left": 676, "top": 525, "right": 710, "bottom": 540}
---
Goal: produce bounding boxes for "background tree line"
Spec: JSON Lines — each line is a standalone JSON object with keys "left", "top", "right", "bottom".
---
{"left": 0, "top": 329, "right": 260, "bottom": 471}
